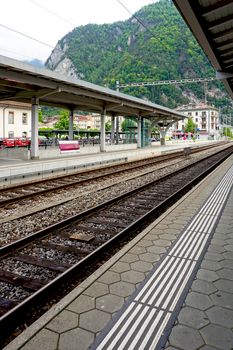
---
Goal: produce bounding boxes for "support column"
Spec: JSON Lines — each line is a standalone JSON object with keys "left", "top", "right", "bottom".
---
{"left": 69, "top": 109, "right": 74, "bottom": 140}
{"left": 116, "top": 116, "right": 119, "bottom": 144}
{"left": 111, "top": 115, "right": 115, "bottom": 144}
{"left": 137, "top": 116, "right": 142, "bottom": 148}
{"left": 160, "top": 129, "right": 166, "bottom": 146}
{"left": 31, "top": 97, "right": 39, "bottom": 159}
{"left": 100, "top": 109, "right": 106, "bottom": 152}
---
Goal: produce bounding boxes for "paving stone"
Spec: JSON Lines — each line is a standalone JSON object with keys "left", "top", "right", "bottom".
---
{"left": 196, "top": 269, "right": 219, "bottom": 282}
{"left": 128, "top": 246, "right": 146, "bottom": 255}
{"left": 59, "top": 328, "right": 94, "bottom": 350}
{"left": 219, "top": 259, "right": 233, "bottom": 269}
{"left": 98, "top": 271, "right": 121, "bottom": 284}
{"left": 200, "top": 259, "right": 221, "bottom": 271}
{"left": 120, "top": 253, "right": 139, "bottom": 263}
{"left": 146, "top": 245, "right": 167, "bottom": 254}
{"left": 155, "top": 223, "right": 169, "bottom": 230}
{"left": 200, "top": 324, "right": 233, "bottom": 350}
{"left": 110, "top": 280, "right": 135, "bottom": 297}
{"left": 163, "top": 228, "right": 180, "bottom": 235}
{"left": 225, "top": 239, "right": 233, "bottom": 245}
{"left": 145, "top": 234, "right": 159, "bottom": 241}
{"left": 79, "top": 309, "right": 110, "bottom": 333}
{"left": 217, "top": 268, "right": 233, "bottom": 280}
{"left": 211, "top": 238, "right": 226, "bottom": 246}
{"left": 214, "top": 279, "right": 233, "bottom": 293}
{"left": 110, "top": 261, "right": 130, "bottom": 273}
{"left": 205, "top": 252, "right": 223, "bottom": 262}
{"left": 137, "top": 239, "right": 153, "bottom": 247}
{"left": 206, "top": 306, "right": 233, "bottom": 328}
{"left": 121, "top": 270, "right": 145, "bottom": 284}
{"left": 224, "top": 245, "right": 233, "bottom": 252}
{"left": 191, "top": 279, "right": 217, "bottom": 295}
{"left": 130, "top": 260, "right": 153, "bottom": 273}
{"left": 210, "top": 291, "right": 233, "bottom": 310}
{"left": 185, "top": 292, "right": 213, "bottom": 310}
{"left": 178, "top": 306, "right": 209, "bottom": 329}
{"left": 152, "top": 239, "right": 172, "bottom": 247}
{"left": 21, "top": 329, "right": 58, "bottom": 350}
{"left": 214, "top": 233, "right": 228, "bottom": 241}
{"left": 168, "top": 223, "right": 186, "bottom": 230}
{"left": 84, "top": 282, "right": 109, "bottom": 298}
{"left": 96, "top": 294, "right": 124, "bottom": 313}
{"left": 199, "top": 346, "right": 221, "bottom": 350}
{"left": 139, "top": 252, "right": 160, "bottom": 263}
{"left": 67, "top": 294, "right": 95, "bottom": 314}
{"left": 208, "top": 245, "right": 226, "bottom": 254}
{"left": 46, "top": 310, "right": 78, "bottom": 333}
{"left": 159, "top": 233, "right": 177, "bottom": 241}
{"left": 169, "top": 324, "right": 204, "bottom": 350}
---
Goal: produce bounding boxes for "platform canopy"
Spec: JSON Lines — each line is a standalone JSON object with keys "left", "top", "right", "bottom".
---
{"left": 0, "top": 55, "right": 185, "bottom": 123}
{"left": 173, "top": 0, "right": 233, "bottom": 99}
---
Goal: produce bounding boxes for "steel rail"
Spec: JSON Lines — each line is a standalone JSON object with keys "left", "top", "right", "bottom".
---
{"left": 0, "top": 143, "right": 225, "bottom": 206}
{"left": 0, "top": 145, "right": 232, "bottom": 343}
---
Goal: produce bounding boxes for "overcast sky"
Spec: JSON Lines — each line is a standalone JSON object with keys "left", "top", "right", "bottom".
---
{"left": 0, "top": 0, "right": 156, "bottom": 63}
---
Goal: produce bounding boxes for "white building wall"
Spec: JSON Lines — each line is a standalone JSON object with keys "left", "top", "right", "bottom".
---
{"left": 0, "top": 102, "right": 31, "bottom": 138}
{"left": 175, "top": 104, "right": 219, "bottom": 138}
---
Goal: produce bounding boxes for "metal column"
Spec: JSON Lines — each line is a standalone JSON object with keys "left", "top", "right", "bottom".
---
{"left": 116, "top": 116, "right": 119, "bottom": 144}
{"left": 69, "top": 109, "right": 74, "bottom": 140}
{"left": 111, "top": 115, "right": 115, "bottom": 144}
{"left": 100, "top": 109, "right": 106, "bottom": 152}
{"left": 31, "top": 97, "right": 39, "bottom": 159}
{"left": 137, "top": 116, "right": 142, "bottom": 148}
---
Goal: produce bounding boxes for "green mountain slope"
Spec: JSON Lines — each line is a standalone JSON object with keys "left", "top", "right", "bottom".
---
{"left": 45, "top": 0, "right": 230, "bottom": 109}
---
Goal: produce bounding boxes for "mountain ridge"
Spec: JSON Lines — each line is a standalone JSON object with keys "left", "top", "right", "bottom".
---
{"left": 45, "top": 0, "right": 230, "bottom": 109}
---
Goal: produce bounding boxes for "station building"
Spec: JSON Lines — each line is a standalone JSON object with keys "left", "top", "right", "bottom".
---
{"left": 0, "top": 101, "right": 32, "bottom": 138}
{"left": 175, "top": 103, "right": 220, "bottom": 139}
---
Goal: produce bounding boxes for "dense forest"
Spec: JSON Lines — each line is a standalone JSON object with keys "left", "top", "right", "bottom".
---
{"left": 46, "top": 0, "right": 231, "bottom": 110}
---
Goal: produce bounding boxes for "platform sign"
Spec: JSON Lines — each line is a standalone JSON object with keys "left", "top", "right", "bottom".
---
{"left": 58, "top": 140, "right": 80, "bottom": 153}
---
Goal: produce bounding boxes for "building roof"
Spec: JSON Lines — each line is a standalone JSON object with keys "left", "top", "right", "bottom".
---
{"left": 0, "top": 100, "right": 31, "bottom": 109}
{"left": 0, "top": 55, "right": 185, "bottom": 124}
{"left": 177, "top": 103, "right": 219, "bottom": 111}
{"left": 173, "top": 0, "right": 233, "bottom": 99}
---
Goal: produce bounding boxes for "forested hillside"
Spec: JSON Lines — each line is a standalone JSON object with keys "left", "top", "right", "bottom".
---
{"left": 45, "top": 0, "right": 230, "bottom": 109}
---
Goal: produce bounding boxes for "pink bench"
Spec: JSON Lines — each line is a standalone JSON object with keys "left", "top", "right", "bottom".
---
{"left": 58, "top": 141, "right": 80, "bottom": 153}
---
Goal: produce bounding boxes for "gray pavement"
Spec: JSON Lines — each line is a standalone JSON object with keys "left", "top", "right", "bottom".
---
{"left": 3, "top": 151, "right": 233, "bottom": 350}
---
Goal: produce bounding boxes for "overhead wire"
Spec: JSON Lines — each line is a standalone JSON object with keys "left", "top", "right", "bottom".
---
{"left": 0, "top": 0, "right": 78, "bottom": 61}
{"left": 28, "top": 0, "right": 76, "bottom": 28}
{"left": 0, "top": 23, "right": 67, "bottom": 57}
{"left": 116, "top": 0, "right": 157, "bottom": 38}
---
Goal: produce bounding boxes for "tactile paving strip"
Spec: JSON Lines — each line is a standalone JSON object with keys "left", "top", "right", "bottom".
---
{"left": 92, "top": 165, "right": 233, "bottom": 350}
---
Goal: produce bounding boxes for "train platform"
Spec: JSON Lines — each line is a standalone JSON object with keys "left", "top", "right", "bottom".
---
{"left": 3, "top": 153, "right": 233, "bottom": 349}
{"left": 0, "top": 140, "right": 217, "bottom": 186}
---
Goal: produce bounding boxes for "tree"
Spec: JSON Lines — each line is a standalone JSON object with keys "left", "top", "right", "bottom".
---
{"left": 121, "top": 118, "right": 137, "bottom": 131}
{"left": 38, "top": 109, "right": 43, "bottom": 123}
{"left": 184, "top": 118, "right": 197, "bottom": 133}
{"left": 54, "top": 110, "right": 70, "bottom": 130}
{"left": 105, "top": 121, "right": 112, "bottom": 132}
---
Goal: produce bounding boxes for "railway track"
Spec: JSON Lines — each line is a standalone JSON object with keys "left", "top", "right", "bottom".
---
{"left": 0, "top": 142, "right": 225, "bottom": 206}
{"left": 0, "top": 144, "right": 232, "bottom": 343}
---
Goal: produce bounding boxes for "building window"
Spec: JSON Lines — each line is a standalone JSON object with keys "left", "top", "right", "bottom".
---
{"left": 202, "top": 111, "right": 206, "bottom": 116}
{"left": 188, "top": 112, "right": 192, "bottom": 116}
{"left": 8, "top": 131, "right": 14, "bottom": 138}
{"left": 196, "top": 118, "right": 198, "bottom": 122}
{"left": 22, "top": 113, "right": 28, "bottom": 125}
{"left": 195, "top": 112, "right": 198, "bottom": 116}
{"left": 8, "top": 111, "right": 14, "bottom": 124}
